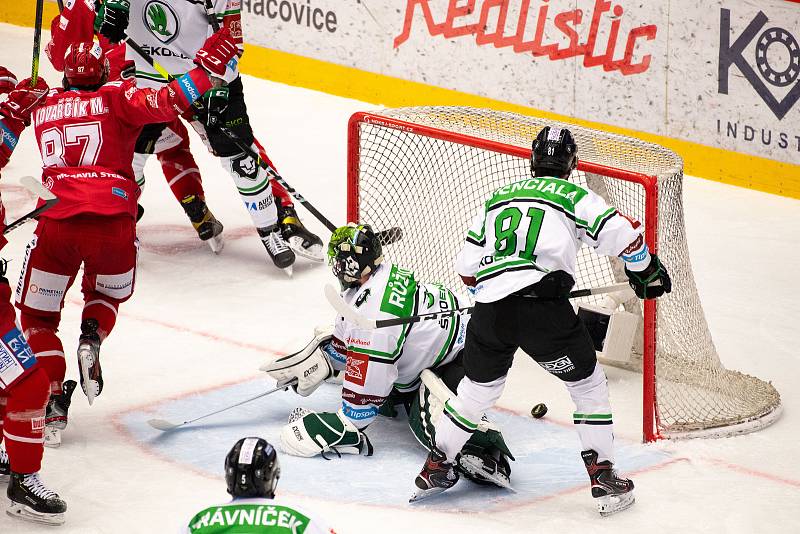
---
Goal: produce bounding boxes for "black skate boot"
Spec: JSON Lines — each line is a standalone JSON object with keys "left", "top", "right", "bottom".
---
{"left": 278, "top": 204, "right": 324, "bottom": 262}
{"left": 7, "top": 471, "right": 66, "bottom": 525}
{"left": 77, "top": 319, "right": 103, "bottom": 406}
{"left": 258, "top": 224, "right": 295, "bottom": 275}
{"left": 181, "top": 195, "right": 224, "bottom": 253}
{"left": 410, "top": 448, "right": 459, "bottom": 502}
{"left": 582, "top": 449, "right": 635, "bottom": 516}
{"left": 44, "top": 380, "right": 77, "bottom": 448}
{"left": 0, "top": 444, "right": 8, "bottom": 483}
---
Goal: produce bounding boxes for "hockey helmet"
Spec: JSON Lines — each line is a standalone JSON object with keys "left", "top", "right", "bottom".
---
{"left": 63, "top": 41, "right": 109, "bottom": 90}
{"left": 225, "top": 437, "right": 280, "bottom": 499}
{"left": 328, "top": 223, "right": 383, "bottom": 290}
{"left": 531, "top": 126, "right": 578, "bottom": 178}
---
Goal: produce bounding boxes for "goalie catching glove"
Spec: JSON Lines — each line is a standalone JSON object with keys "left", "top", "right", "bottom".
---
{"left": 261, "top": 327, "right": 334, "bottom": 397}
{"left": 281, "top": 408, "right": 373, "bottom": 458}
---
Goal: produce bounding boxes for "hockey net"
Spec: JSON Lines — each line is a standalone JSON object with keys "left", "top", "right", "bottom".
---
{"left": 347, "top": 106, "right": 781, "bottom": 442}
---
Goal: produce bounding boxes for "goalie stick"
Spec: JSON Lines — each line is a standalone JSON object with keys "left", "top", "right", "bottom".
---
{"left": 4, "top": 176, "right": 59, "bottom": 235}
{"left": 147, "top": 378, "right": 297, "bottom": 432}
{"left": 325, "top": 282, "right": 634, "bottom": 329}
{"left": 123, "top": 35, "right": 403, "bottom": 245}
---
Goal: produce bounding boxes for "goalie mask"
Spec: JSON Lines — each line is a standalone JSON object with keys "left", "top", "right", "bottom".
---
{"left": 225, "top": 437, "right": 281, "bottom": 499}
{"left": 531, "top": 126, "right": 578, "bottom": 178}
{"left": 328, "top": 223, "right": 383, "bottom": 290}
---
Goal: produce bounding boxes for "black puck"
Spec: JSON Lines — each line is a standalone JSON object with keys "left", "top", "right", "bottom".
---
{"left": 530, "top": 403, "right": 548, "bottom": 419}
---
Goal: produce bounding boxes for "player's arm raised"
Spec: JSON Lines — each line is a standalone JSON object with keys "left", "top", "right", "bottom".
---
{"left": 116, "top": 28, "right": 238, "bottom": 126}
{"left": 574, "top": 189, "right": 671, "bottom": 299}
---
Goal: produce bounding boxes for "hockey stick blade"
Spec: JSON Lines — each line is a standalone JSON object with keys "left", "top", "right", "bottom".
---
{"left": 146, "top": 379, "right": 298, "bottom": 432}
{"left": 3, "top": 177, "right": 59, "bottom": 235}
{"left": 376, "top": 226, "right": 403, "bottom": 245}
{"left": 327, "top": 282, "right": 635, "bottom": 330}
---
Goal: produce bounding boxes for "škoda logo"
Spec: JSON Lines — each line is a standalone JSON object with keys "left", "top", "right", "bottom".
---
{"left": 394, "top": 0, "right": 658, "bottom": 76}
{"left": 719, "top": 9, "right": 800, "bottom": 120}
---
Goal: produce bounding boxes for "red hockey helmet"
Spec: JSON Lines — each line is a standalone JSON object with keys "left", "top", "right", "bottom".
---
{"left": 63, "top": 41, "right": 109, "bottom": 89}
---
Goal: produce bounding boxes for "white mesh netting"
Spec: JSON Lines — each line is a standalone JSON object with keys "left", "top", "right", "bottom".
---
{"left": 349, "top": 106, "right": 781, "bottom": 440}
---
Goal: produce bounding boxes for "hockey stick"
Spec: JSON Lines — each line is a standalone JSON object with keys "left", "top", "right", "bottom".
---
{"left": 31, "top": 0, "right": 45, "bottom": 86}
{"left": 3, "top": 176, "right": 59, "bottom": 235}
{"left": 123, "top": 36, "right": 403, "bottom": 245}
{"left": 147, "top": 378, "right": 298, "bottom": 432}
{"left": 325, "top": 282, "right": 633, "bottom": 329}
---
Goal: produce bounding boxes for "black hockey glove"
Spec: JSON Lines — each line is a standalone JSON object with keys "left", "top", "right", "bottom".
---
{"left": 201, "top": 87, "right": 229, "bottom": 130}
{"left": 625, "top": 254, "right": 672, "bottom": 299}
{"left": 94, "top": 0, "right": 131, "bottom": 44}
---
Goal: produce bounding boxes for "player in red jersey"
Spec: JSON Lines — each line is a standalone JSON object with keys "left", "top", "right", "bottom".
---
{"left": 14, "top": 32, "right": 238, "bottom": 448}
{"left": 0, "top": 73, "right": 68, "bottom": 525}
{"left": 45, "top": 0, "right": 225, "bottom": 249}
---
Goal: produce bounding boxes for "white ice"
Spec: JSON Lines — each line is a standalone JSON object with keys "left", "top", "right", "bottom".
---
{"left": 1, "top": 22, "right": 799, "bottom": 534}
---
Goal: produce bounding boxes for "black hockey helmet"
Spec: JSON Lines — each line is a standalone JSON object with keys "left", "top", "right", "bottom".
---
{"left": 531, "top": 126, "right": 578, "bottom": 178}
{"left": 225, "top": 437, "right": 280, "bottom": 499}
{"left": 328, "top": 223, "right": 384, "bottom": 290}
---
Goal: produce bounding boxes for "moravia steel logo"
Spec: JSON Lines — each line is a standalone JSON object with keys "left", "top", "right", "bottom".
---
{"left": 719, "top": 9, "right": 800, "bottom": 120}
{"left": 144, "top": 0, "right": 180, "bottom": 44}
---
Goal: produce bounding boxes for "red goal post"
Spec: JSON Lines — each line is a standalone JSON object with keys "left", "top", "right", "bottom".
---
{"left": 347, "top": 107, "right": 781, "bottom": 442}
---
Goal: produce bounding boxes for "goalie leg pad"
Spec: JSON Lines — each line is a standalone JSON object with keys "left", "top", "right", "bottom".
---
{"left": 261, "top": 332, "right": 334, "bottom": 397}
{"left": 280, "top": 408, "right": 373, "bottom": 459}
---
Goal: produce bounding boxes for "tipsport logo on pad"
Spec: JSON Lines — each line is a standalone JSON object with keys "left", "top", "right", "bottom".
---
{"left": 719, "top": 8, "right": 800, "bottom": 120}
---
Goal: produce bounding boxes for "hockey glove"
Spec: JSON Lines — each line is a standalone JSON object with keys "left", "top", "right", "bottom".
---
{"left": 201, "top": 87, "right": 229, "bottom": 130}
{"left": 625, "top": 253, "right": 672, "bottom": 299}
{"left": 0, "top": 67, "right": 18, "bottom": 95}
{"left": 94, "top": 0, "right": 130, "bottom": 44}
{"left": 260, "top": 327, "right": 335, "bottom": 397}
{"left": 119, "top": 60, "right": 136, "bottom": 82}
{"left": 194, "top": 28, "right": 238, "bottom": 78}
{"left": 0, "top": 78, "right": 49, "bottom": 125}
{"left": 280, "top": 408, "right": 373, "bottom": 458}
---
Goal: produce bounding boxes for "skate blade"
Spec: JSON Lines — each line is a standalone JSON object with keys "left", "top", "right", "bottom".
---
{"left": 282, "top": 265, "right": 293, "bottom": 277}
{"left": 44, "top": 427, "right": 62, "bottom": 448}
{"left": 0, "top": 474, "right": 8, "bottom": 483}
{"left": 78, "top": 348, "right": 98, "bottom": 406}
{"left": 287, "top": 237, "right": 324, "bottom": 262}
{"left": 7, "top": 503, "right": 66, "bottom": 526}
{"left": 597, "top": 492, "right": 635, "bottom": 516}
{"left": 458, "top": 455, "right": 515, "bottom": 492}
{"left": 207, "top": 234, "right": 224, "bottom": 254}
{"left": 409, "top": 485, "right": 447, "bottom": 503}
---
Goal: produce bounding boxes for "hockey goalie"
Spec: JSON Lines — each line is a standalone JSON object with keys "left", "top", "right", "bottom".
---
{"left": 262, "top": 223, "right": 514, "bottom": 490}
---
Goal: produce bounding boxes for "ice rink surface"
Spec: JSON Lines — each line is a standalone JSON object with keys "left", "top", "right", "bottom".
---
{"left": 1, "top": 22, "right": 799, "bottom": 534}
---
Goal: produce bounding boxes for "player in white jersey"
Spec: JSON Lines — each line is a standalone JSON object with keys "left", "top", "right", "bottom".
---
{"left": 262, "top": 224, "right": 514, "bottom": 488}
{"left": 95, "top": 0, "right": 324, "bottom": 271}
{"left": 184, "top": 437, "right": 335, "bottom": 534}
{"left": 412, "top": 127, "right": 672, "bottom": 514}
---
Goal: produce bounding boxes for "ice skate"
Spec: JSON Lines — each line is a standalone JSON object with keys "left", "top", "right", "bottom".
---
{"left": 6, "top": 472, "right": 66, "bottom": 525}
{"left": 44, "top": 380, "right": 77, "bottom": 448}
{"left": 278, "top": 204, "right": 324, "bottom": 262}
{"left": 0, "top": 444, "right": 8, "bottom": 483}
{"left": 457, "top": 445, "right": 514, "bottom": 491}
{"left": 410, "top": 449, "right": 459, "bottom": 502}
{"left": 582, "top": 449, "right": 635, "bottom": 516}
{"left": 258, "top": 225, "right": 295, "bottom": 276}
{"left": 181, "top": 194, "right": 224, "bottom": 253}
{"left": 77, "top": 319, "right": 103, "bottom": 405}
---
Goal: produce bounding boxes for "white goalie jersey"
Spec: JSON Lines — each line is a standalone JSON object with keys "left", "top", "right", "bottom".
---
{"left": 126, "top": 0, "right": 243, "bottom": 88}
{"left": 327, "top": 263, "right": 468, "bottom": 430}
{"left": 456, "top": 175, "right": 647, "bottom": 303}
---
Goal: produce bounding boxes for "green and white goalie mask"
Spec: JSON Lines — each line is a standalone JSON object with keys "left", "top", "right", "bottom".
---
{"left": 328, "top": 223, "right": 383, "bottom": 290}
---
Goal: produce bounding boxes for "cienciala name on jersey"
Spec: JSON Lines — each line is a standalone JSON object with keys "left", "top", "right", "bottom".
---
{"left": 496, "top": 178, "right": 578, "bottom": 201}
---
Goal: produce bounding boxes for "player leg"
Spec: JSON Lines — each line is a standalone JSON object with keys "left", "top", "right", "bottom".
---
{"left": 156, "top": 119, "right": 224, "bottom": 251}
{"left": 408, "top": 354, "right": 515, "bottom": 490}
{"left": 412, "top": 300, "right": 518, "bottom": 501}
{"left": 15, "top": 220, "right": 80, "bottom": 446}
{"left": 77, "top": 214, "right": 138, "bottom": 405}
{"left": 189, "top": 77, "right": 294, "bottom": 271}
{"left": 252, "top": 139, "right": 323, "bottom": 261}
{"left": 520, "top": 298, "right": 634, "bottom": 516}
